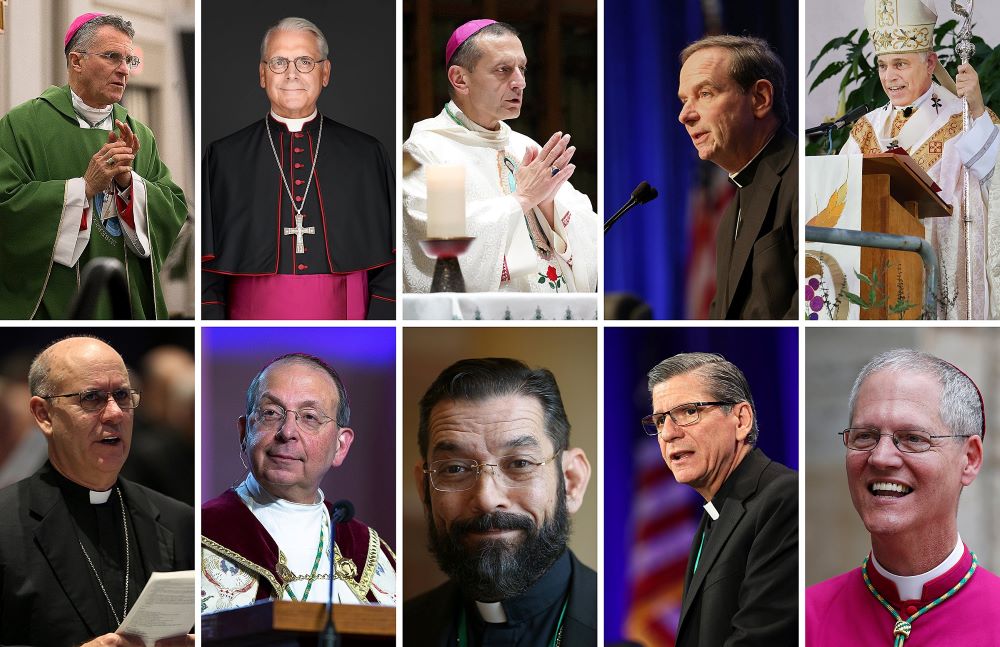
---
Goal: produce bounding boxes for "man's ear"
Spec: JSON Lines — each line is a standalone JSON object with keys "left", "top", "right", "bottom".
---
{"left": 320, "top": 59, "right": 331, "bottom": 88}
{"left": 237, "top": 415, "right": 248, "bottom": 450}
{"left": 259, "top": 62, "right": 267, "bottom": 89}
{"left": 562, "top": 448, "right": 591, "bottom": 514}
{"left": 749, "top": 79, "right": 775, "bottom": 120}
{"left": 29, "top": 396, "right": 54, "bottom": 438}
{"left": 331, "top": 427, "right": 354, "bottom": 468}
{"left": 960, "top": 434, "right": 984, "bottom": 487}
{"left": 447, "top": 65, "right": 470, "bottom": 97}
{"left": 734, "top": 402, "right": 754, "bottom": 443}
{"left": 414, "top": 462, "right": 429, "bottom": 506}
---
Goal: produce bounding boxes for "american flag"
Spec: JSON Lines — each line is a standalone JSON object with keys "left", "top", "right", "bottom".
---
{"left": 625, "top": 439, "right": 701, "bottom": 645}
{"left": 685, "top": 163, "right": 735, "bottom": 319}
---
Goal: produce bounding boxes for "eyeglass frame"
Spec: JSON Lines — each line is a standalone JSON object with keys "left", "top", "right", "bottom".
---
{"left": 839, "top": 427, "right": 973, "bottom": 454}
{"left": 422, "top": 451, "right": 561, "bottom": 492}
{"left": 262, "top": 56, "right": 328, "bottom": 74}
{"left": 252, "top": 403, "right": 336, "bottom": 434}
{"left": 41, "top": 388, "right": 141, "bottom": 411}
{"left": 641, "top": 401, "right": 737, "bottom": 436}
{"left": 75, "top": 50, "right": 141, "bottom": 70}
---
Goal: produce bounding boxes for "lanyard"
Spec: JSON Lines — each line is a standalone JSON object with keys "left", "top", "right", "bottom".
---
{"left": 457, "top": 597, "right": 569, "bottom": 647}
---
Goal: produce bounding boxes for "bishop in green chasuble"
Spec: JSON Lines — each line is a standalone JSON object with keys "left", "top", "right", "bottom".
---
{"left": 0, "top": 13, "right": 186, "bottom": 320}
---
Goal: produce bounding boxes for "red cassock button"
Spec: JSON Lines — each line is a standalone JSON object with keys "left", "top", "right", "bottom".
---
{"left": 294, "top": 147, "right": 304, "bottom": 153}
{"left": 905, "top": 606, "right": 918, "bottom": 616}
{"left": 295, "top": 196, "right": 303, "bottom": 202}
{"left": 295, "top": 179, "right": 304, "bottom": 185}
{"left": 294, "top": 163, "right": 304, "bottom": 169}
{"left": 294, "top": 132, "right": 304, "bottom": 139}
{"left": 297, "top": 263, "right": 307, "bottom": 270}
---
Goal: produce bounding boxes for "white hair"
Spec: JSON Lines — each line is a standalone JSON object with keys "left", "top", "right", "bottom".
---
{"left": 260, "top": 17, "right": 329, "bottom": 60}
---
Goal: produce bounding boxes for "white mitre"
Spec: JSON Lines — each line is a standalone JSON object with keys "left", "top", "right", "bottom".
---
{"left": 864, "top": 0, "right": 958, "bottom": 93}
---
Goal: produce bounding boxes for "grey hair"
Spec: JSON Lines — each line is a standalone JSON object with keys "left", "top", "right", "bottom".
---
{"left": 244, "top": 353, "right": 350, "bottom": 427}
{"left": 848, "top": 349, "right": 984, "bottom": 440}
{"left": 65, "top": 15, "right": 134, "bottom": 64}
{"left": 261, "top": 17, "right": 329, "bottom": 61}
{"left": 28, "top": 334, "right": 112, "bottom": 397}
{"left": 446, "top": 21, "right": 520, "bottom": 99}
{"left": 647, "top": 352, "right": 759, "bottom": 445}
{"left": 680, "top": 34, "right": 789, "bottom": 126}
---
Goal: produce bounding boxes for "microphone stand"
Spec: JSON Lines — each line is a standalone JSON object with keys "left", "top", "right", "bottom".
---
{"left": 319, "top": 505, "right": 343, "bottom": 647}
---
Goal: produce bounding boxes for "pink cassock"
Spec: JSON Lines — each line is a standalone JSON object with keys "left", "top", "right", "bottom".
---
{"left": 806, "top": 546, "right": 1000, "bottom": 646}
{"left": 226, "top": 272, "right": 368, "bottom": 320}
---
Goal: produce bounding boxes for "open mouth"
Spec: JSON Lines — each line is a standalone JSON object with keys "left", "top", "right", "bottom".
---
{"left": 669, "top": 450, "right": 694, "bottom": 463}
{"left": 869, "top": 481, "right": 912, "bottom": 497}
{"left": 99, "top": 436, "right": 121, "bottom": 445}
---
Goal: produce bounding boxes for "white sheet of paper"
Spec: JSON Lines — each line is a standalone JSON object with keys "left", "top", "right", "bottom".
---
{"left": 116, "top": 570, "right": 195, "bottom": 644}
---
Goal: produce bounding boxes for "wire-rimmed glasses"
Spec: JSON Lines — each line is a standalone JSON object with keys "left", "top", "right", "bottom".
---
{"left": 423, "top": 453, "right": 560, "bottom": 492}
{"left": 263, "top": 56, "right": 326, "bottom": 74}
{"left": 42, "top": 388, "right": 141, "bottom": 412}
{"left": 641, "top": 401, "right": 735, "bottom": 436}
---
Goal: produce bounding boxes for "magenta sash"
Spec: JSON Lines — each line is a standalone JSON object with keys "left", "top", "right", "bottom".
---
{"left": 227, "top": 273, "right": 368, "bottom": 320}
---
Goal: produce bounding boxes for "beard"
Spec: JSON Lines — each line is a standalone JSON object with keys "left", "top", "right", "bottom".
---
{"left": 425, "top": 481, "right": 571, "bottom": 602}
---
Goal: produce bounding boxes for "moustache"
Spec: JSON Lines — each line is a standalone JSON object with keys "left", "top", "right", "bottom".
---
{"left": 449, "top": 511, "right": 535, "bottom": 537}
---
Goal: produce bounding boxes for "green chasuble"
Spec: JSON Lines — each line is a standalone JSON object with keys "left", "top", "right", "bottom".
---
{"left": 0, "top": 85, "right": 186, "bottom": 319}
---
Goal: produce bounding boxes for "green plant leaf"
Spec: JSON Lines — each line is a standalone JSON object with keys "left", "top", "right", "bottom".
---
{"left": 843, "top": 292, "right": 866, "bottom": 306}
{"left": 809, "top": 30, "right": 858, "bottom": 75}
{"left": 811, "top": 61, "right": 848, "bottom": 92}
{"left": 854, "top": 269, "right": 873, "bottom": 286}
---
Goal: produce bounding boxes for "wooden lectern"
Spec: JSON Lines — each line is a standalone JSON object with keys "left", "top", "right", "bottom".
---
{"left": 202, "top": 600, "right": 395, "bottom": 646}
{"left": 859, "top": 154, "right": 951, "bottom": 319}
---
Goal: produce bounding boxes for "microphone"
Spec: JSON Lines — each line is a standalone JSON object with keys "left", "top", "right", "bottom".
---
{"left": 320, "top": 499, "right": 355, "bottom": 647}
{"left": 804, "top": 104, "right": 870, "bottom": 136}
{"left": 604, "top": 181, "right": 659, "bottom": 234}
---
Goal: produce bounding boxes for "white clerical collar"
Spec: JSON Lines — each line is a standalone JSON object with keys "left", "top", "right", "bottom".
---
{"left": 891, "top": 84, "right": 934, "bottom": 115}
{"left": 476, "top": 600, "right": 508, "bottom": 624}
{"left": 241, "top": 471, "right": 325, "bottom": 508}
{"left": 89, "top": 488, "right": 113, "bottom": 504}
{"left": 703, "top": 500, "right": 720, "bottom": 521}
{"left": 71, "top": 88, "right": 114, "bottom": 129}
{"left": 270, "top": 109, "right": 318, "bottom": 133}
{"left": 728, "top": 131, "right": 776, "bottom": 187}
{"left": 870, "top": 534, "right": 964, "bottom": 601}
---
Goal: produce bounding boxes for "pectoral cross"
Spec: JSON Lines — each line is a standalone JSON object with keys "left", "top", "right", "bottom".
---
{"left": 283, "top": 214, "right": 315, "bottom": 254}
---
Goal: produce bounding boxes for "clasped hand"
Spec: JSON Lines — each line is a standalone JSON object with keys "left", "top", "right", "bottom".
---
{"left": 84, "top": 119, "right": 141, "bottom": 200}
{"left": 955, "top": 63, "right": 985, "bottom": 120}
{"left": 514, "top": 131, "right": 577, "bottom": 225}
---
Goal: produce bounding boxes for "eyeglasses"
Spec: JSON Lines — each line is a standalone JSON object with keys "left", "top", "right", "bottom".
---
{"left": 840, "top": 428, "right": 971, "bottom": 453}
{"left": 78, "top": 51, "right": 141, "bottom": 70}
{"left": 423, "top": 453, "right": 560, "bottom": 492}
{"left": 263, "top": 56, "right": 326, "bottom": 74}
{"left": 42, "top": 388, "right": 141, "bottom": 412}
{"left": 641, "top": 401, "right": 735, "bottom": 435}
{"left": 254, "top": 404, "right": 335, "bottom": 434}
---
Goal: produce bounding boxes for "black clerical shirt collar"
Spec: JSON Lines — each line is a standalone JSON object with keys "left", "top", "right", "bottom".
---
{"left": 729, "top": 132, "right": 778, "bottom": 189}
{"left": 470, "top": 549, "right": 571, "bottom": 625}
{"left": 44, "top": 461, "right": 118, "bottom": 507}
{"left": 267, "top": 111, "right": 321, "bottom": 134}
{"left": 704, "top": 447, "right": 758, "bottom": 521}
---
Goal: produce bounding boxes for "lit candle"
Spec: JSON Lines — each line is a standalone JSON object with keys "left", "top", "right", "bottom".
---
{"left": 426, "top": 165, "right": 466, "bottom": 238}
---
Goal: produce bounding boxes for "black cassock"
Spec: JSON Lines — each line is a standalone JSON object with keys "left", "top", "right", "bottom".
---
{"left": 202, "top": 114, "right": 395, "bottom": 319}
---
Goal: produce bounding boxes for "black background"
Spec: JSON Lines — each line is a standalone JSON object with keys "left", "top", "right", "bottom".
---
{"left": 201, "top": 0, "right": 395, "bottom": 171}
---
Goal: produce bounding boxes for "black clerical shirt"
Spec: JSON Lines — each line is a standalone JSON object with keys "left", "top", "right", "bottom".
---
{"left": 463, "top": 549, "right": 571, "bottom": 647}
{"left": 51, "top": 464, "right": 146, "bottom": 633}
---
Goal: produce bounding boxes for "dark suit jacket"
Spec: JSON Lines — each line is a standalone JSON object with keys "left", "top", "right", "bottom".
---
{"left": 403, "top": 550, "right": 596, "bottom": 647}
{"left": 709, "top": 130, "right": 798, "bottom": 320}
{"left": 675, "top": 448, "right": 797, "bottom": 647}
{"left": 0, "top": 465, "right": 194, "bottom": 647}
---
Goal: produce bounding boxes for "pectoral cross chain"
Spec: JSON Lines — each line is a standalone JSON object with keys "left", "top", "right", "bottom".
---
{"left": 283, "top": 214, "right": 315, "bottom": 254}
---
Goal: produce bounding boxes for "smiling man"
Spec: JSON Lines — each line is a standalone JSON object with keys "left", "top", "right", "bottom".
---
{"left": 0, "top": 335, "right": 194, "bottom": 646}
{"left": 201, "top": 353, "right": 396, "bottom": 612}
{"left": 645, "top": 352, "right": 797, "bottom": 646}
{"left": 677, "top": 35, "right": 797, "bottom": 320}
{"left": 0, "top": 13, "right": 187, "bottom": 319}
{"left": 202, "top": 17, "right": 395, "bottom": 320}
{"left": 806, "top": 349, "right": 1000, "bottom": 645}
{"left": 841, "top": 0, "right": 1000, "bottom": 320}
{"left": 402, "top": 20, "right": 600, "bottom": 293}
{"left": 405, "top": 358, "right": 595, "bottom": 646}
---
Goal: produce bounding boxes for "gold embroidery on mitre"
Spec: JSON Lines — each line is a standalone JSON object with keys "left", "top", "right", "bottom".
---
{"left": 851, "top": 118, "right": 882, "bottom": 154}
{"left": 868, "top": 0, "right": 935, "bottom": 55}
{"left": 911, "top": 112, "right": 964, "bottom": 171}
{"left": 872, "top": 26, "right": 931, "bottom": 54}
{"left": 876, "top": 0, "right": 895, "bottom": 28}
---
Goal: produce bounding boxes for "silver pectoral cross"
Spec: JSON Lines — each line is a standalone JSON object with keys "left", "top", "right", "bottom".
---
{"left": 283, "top": 214, "right": 315, "bottom": 254}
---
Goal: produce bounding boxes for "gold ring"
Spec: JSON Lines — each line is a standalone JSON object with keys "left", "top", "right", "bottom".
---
{"left": 106, "top": 157, "right": 115, "bottom": 166}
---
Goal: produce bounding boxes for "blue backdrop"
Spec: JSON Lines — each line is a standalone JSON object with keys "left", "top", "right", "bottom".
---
{"left": 604, "top": 0, "right": 799, "bottom": 319}
{"left": 604, "top": 326, "right": 799, "bottom": 643}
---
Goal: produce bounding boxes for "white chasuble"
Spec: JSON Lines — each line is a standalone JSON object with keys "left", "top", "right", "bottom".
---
{"left": 402, "top": 102, "right": 600, "bottom": 293}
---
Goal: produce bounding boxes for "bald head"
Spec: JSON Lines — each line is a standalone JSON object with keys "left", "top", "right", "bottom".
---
{"left": 28, "top": 336, "right": 134, "bottom": 490}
